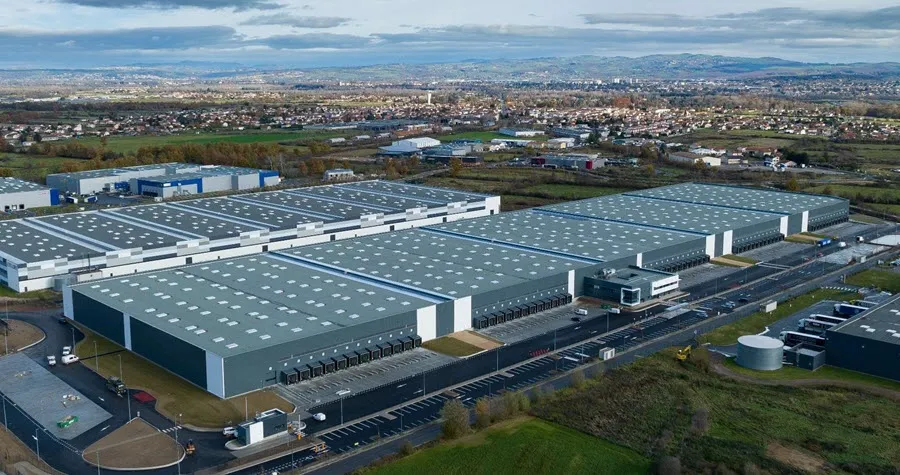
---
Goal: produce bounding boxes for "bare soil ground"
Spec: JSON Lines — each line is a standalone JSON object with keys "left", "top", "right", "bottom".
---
{"left": 83, "top": 418, "right": 183, "bottom": 470}
{"left": 452, "top": 330, "right": 503, "bottom": 351}
{"left": 2, "top": 320, "right": 44, "bottom": 353}
{"left": 766, "top": 442, "right": 826, "bottom": 473}
{"left": 710, "top": 257, "right": 754, "bottom": 267}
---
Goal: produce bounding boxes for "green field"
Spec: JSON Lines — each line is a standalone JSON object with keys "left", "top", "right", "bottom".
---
{"left": 0, "top": 153, "right": 82, "bottom": 179}
{"left": 422, "top": 336, "right": 485, "bottom": 357}
{"left": 360, "top": 417, "right": 650, "bottom": 475}
{"left": 722, "top": 358, "right": 900, "bottom": 392}
{"left": 533, "top": 351, "right": 900, "bottom": 473}
{"left": 719, "top": 254, "right": 759, "bottom": 265}
{"left": 845, "top": 269, "right": 900, "bottom": 293}
{"left": 521, "top": 184, "right": 632, "bottom": 200}
{"left": 64, "top": 130, "right": 351, "bottom": 154}
{"left": 699, "top": 289, "right": 860, "bottom": 346}
{"left": 804, "top": 184, "right": 900, "bottom": 202}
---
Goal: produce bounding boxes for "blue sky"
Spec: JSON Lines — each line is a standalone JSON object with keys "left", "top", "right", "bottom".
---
{"left": 2, "top": 0, "right": 899, "bottom": 68}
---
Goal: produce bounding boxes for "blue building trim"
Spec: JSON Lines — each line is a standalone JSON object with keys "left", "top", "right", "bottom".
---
{"left": 259, "top": 170, "right": 279, "bottom": 188}
{"left": 49, "top": 188, "right": 60, "bottom": 206}
{"left": 137, "top": 178, "right": 203, "bottom": 195}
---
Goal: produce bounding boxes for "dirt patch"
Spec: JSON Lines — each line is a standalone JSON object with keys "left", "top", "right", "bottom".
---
{"left": 1, "top": 320, "right": 45, "bottom": 353}
{"left": 786, "top": 234, "right": 822, "bottom": 243}
{"left": 83, "top": 418, "right": 183, "bottom": 470}
{"left": 0, "top": 426, "right": 64, "bottom": 475}
{"left": 710, "top": 257, "right": 753, "bottom": 268}
{"left": 766, "top": 442, "right": 826, "bottom": 473}
{"left": 451, "top": 331, "right": 503, "bottom": 351}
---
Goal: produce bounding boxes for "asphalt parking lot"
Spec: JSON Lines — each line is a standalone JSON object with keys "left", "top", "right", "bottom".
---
{"left": 480, "top": 304, "right": 587, "bottom": 343}
{"left": 276, "top": 348, "right": 456, "bottom": 413}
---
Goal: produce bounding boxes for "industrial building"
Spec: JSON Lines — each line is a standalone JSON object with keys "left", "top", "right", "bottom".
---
{"left": 46, "top": 163, "right": 280, "bottom": 197}
{"left": 63, "top": 183, "right": 848, "bottom": 398}
{"left": 1, "top": 181, "right": 498, "bottom": 292}
{"left": 826, "top": 294, "right": 900, "bottom": 381}
{"left": 0, "top": 178, "right": 60, "bottom": 211}
{"left": 532, "top": 154, "right": 605, "bottom": 170}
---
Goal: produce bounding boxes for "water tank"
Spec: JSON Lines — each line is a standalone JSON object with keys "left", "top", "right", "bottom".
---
{"left": 736, "top": 335, "right": 784, "bottom": 371}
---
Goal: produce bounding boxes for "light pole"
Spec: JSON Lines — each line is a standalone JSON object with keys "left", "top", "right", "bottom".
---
{"left": 96, "top": 450, "right": 100, "bottom": 475}
{"left": 32, "top": 429, "right": 40, "bottom": 462}
{"left": 340, "top": 397, "right": 344, "bottom": 426}
{"left": 2, "top": 394, "right": 6, "bottom": 432}
{"left": 175, "top": 413, "right": 182, "bottom": 475}
{"left": 120, "top": 354, "right": 131, "bottom": 420}
{"left": 94, "top": 340, "right": 99, "bottom": 371}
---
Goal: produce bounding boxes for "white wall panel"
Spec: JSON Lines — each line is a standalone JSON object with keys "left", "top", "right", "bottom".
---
{"left": 416, "top": 305, "right": 438, "bottom": 342}
{"left": 205, "top": 351, "right": 225, "bottom": 398}
{"left": 722, "top": 230, "right": 733, "bottom": 256}
{"left": 454, "top": 296, "right": 472, "bottom": 332}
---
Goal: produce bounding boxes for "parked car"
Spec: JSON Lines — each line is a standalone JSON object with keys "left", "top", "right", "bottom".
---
{"left": 58, "top": 316, "right": 68, "bottom": 324}
{"left": 62, "top": 346, "right": 72, "bottom": 356}
{"left": 47, "top": 355, "right": 57, "bottom": 366}
{"left": 312, "top": 413, "right": 327, "bottom": 422}
{"left": 61, "top": 354, "right": 79, "bottom": 365}
{"left": 222, "top": 427, "right": 236, "bottom": 438}
{"left": 574, "top": 308, "right": 588, "bottom": 316}
{"left": 571, "top": 316, "right": 582, "bottom": 322}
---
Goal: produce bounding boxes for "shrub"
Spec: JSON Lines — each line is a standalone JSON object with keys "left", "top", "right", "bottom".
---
{"left": 691, "top": 407, "right": 710, "bottom": 435}
{"left": 399, "top": 440, "right": 415, "bottom": 457}
{"left": 440, "top": 399, "right": 470, "bottom": 440}
{"left": 571, "top": 369, "right": 586, "bottom": 389}
{"left": 474, "top": 398, "right": 492, "bottom": 429}
{"left": 657, "top": 455, "right": 681, "bottom": 475}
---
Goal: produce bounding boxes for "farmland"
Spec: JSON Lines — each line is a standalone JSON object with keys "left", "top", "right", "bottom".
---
{"left": 63, "top": 129, "right": 351, "bottom": 154}
{"left": 532, "top": 350, "right": 900, "bottom": 473}
{"left": 360, "top": 417, "right": 650, "bottom": 475}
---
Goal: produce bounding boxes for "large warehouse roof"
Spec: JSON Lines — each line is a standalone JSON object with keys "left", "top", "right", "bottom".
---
{"left": 830, "top": 295, "right": 900, "bottom": 345}
{"left": 0, "top": 177, "right": 50, "bottom": 193}
{"left": 76, "top": 254, "right": 438, "bottom": 355}
{"left": 112, "top": 205, "right": 263, "bottom": 239}
{"left": 543, "top": 194, "right": 779, "bottom": 235}
{"left": 35, "top": 213, "right": 185, "bottom": 250}
{"left": 233, "top": 191, "right": 390, "bottom": 220}
{"left": 430, "top": 210, "right": 702, "bottom": 262}
{"left": 0, "top": 220, "right": 101, "bottom": 262}
{"left": 280, "top": 229, "right": 583, "bottom": 298}
{"left": 345, "top": 181, "right": 488, "bottom": 204}
{"left": 174, "top": 197, "right": 322, "bottom": 229}
{"left": 627, "top": 183, "right": 845, "bottom": 215}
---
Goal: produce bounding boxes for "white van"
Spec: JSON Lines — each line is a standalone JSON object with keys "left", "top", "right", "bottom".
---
{"left": 312, "top": 413, "right": 327, "bottom": 422}
{"left": 62, "top": 346, "right": 72, "bottom": 356}
{"left": 574, "top": 308, "right": 588, "bottom": 316}
{"left": 47, "top": 355, "right": 57, "bottom": 366}
{"left": 61, "top": 354, "right": 79, "bottom": 365}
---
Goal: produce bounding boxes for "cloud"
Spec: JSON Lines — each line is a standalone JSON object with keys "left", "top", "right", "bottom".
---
{"left": 0, "top": 26, "right": 241, "bottom": 51}
{"left": 241, "top": 15, "right": 352, "bottom": 29}
{"left": 257, "top": 33, "right": 371, "bottom": 49}
{"left": 55, "top": 0, "right": 282, "bottom": 11}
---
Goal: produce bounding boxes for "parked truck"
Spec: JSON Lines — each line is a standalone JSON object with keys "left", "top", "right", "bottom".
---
{"left": 106, "top": 376, "right": 127, "bottom": 397}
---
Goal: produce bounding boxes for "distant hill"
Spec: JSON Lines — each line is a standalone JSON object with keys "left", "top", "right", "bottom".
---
{"left": 3, "top": 54, "right": 900, "bottom": 84}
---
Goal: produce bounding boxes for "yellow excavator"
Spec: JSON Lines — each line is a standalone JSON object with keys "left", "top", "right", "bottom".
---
{"left": 675, "top": 346, "right": 692, "bottom": 361}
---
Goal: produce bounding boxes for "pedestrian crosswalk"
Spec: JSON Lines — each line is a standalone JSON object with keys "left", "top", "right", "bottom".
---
{"left": 160, "top": 425, "right": 182, "bottom": 434}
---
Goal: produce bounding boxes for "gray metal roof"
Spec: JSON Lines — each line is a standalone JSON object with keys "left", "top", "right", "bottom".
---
{"left": 71, "top": 254, "right": 437, "bottom": 355}
{"left": 34, "top": 213, "right": 186, "bottom": 250}
{"left": 290, "top": 186, "right": 439, "bottom": 212}
{"left": 0, "top": 220, "right": 100, "bottom": 263}
{"left": 831, "top": 294, "right": 900, "bottom": 345}
{"left": 278, "top": 228, "right": 581, "bottom": 298}
{"left": 430, "top": 210, "right": 703, "bottom": 262}
{"left": 627, "top": 183, "right": 846, "bottom": 215}
{"left": 172, "top": 197, "right": 321, "bottom": 230}
{"left": 543, "top": 194, "right": 779, "bottom": 235}
{"left": 110, "top": 205, "right": 262, "bottom": 239}
{"left": 0, "top": 178, "right": 49, "bottom": 194}
{"left": 344, "top": 181, "right": 490, "bottom": 203}
{"left": 235, "top": 190, "right": 386, "bottom": 220}
{"left": 46, "top": 163, "right": 197, "bottom": 180}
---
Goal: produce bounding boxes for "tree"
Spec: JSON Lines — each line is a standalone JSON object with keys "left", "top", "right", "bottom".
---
{"left": 296, "top": 161, "right": 309, "bottom": 177}
{"left": 33, "top": 132, "right": 42, "bottom": 143}
{"left": 449, "top": 157, "right": 463, "bottom": 177}
{"left": 0, "top": 136, "right": 8, "bottom": 152}
{"left": 440, "top": 399, "right": 469, "bottom": 440}
{"left": 0, "top": 168, "right": 13, "bottom": 177}
{"left": 474, "top": 397, "right": 492, "bottom": 429}
{"left": 785, "top": 177, "right": 801, "bottom": 192}
{"left": 656, "top": 456, "right": 681, "bottom": 475}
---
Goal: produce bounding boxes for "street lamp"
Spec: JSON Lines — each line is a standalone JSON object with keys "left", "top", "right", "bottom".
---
{"left": 175, "top": 413, "right": 182, "bottom": 475}
{"left": 32, "top": 429, "right": 40, "bottom": 462}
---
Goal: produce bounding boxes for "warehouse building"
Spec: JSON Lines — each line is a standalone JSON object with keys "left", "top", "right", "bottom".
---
{"left": 826, "top": 294, "right": 900, "bottom": 382}
{"left": 0, "top": 181, "right": 498, "bottom": 292}
{"left": 64, "top": 183, "right": 848, "bottom": 398}
{"left": 46, "top": 163, "right": 280, "bottom": 197}
{"left": 0, "top": 178, "right": 60, "bottom": 211}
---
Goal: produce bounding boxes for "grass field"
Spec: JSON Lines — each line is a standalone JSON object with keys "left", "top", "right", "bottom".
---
{"left": 360, "top": 417, "right": 650, "bottom": 475}
{"left": 422, "top": 335, "right": 487, "bottom": 357}
{"left": 533, "top": 350, "right": 900, "bottom": 473}
{"left": 845, "top": 269, "right": 900, "bottom": 293}
{"left": 0, "top": 153, "right": 82, "bottom": 179}
{"left": 521, "top": 184, "right": 632, "bottom": 200}
{"left": 74, "top": 327, "right": 293, "bottom": 428}
{"left": 722, "top": 358, "right": 900, "bottom": 392}
{"left": 804, "top": 184, "right": 900, "bottom": 202}
{"left": 699, "top": 289, "right": 860, "bottom": 346}
{"left": 66, "top": 130, "right": 350, "bottom": 154}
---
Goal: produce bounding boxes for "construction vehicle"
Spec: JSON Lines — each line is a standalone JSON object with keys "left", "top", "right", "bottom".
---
{"left": 57, "top": 415, "right": 78, "bottom": 429}
{"left": 184, "top": 440, "right": 196, "bottom": 456}
{"left": 675, "top": 346, "right": 692, "bottom": 361}
{"left": 106, "top": 376, "right": 127, "bottom": 397}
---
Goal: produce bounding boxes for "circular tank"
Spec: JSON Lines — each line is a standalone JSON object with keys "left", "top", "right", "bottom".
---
{"left": 735, "top": 335, "right": 784, "bottom": 371}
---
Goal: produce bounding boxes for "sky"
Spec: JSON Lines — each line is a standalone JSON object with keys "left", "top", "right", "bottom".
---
{"left": 1, "top": 0, "right": 899, "bottom": 68}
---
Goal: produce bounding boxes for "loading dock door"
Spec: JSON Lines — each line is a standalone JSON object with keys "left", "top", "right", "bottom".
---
{"left": 403, "top": 337, "right": 414, "bottom": 351}
{"left": 324, "top": 361, "right": 335, "bottom": 374}
{"left": 298, "top": 368, "right": 311, "bottom": 381}
{"left": 412, "top": 336, "right": 422, "bottom": 347}
{"left": 309, "top": 363, "right": 323, "bottom": 378}
{"left": 356, "top": 351, "right": 370, "bottom": 364}
{"left": 392, "top": 341, "right": 404, "bottom": 354}
{"left": 347, "top": 354, "right": 358, "bottom": 367}
{"left": 369, "top": 347, "right": 381, "bottom": 360}
{"left": 333, "top": 357, "right": 347, "bottom": 370}
{"left": 504, "top": 309, "right": 515, "bottom": 321}
{"left": 379, "top": 344, "right": 393, "bottom": 357}
{"left": 488, "top": 314, "right": 497, "bottom": 326}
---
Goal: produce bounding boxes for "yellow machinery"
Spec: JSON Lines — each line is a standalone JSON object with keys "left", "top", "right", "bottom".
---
{"left": 675, "top": 346, "right": 692, "bottom": 361}
{"left": 184, "top": 440, "right": 196, "bottom": 456}
{"left": 312, "top": 442, "right": 327, "bottom": 454}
